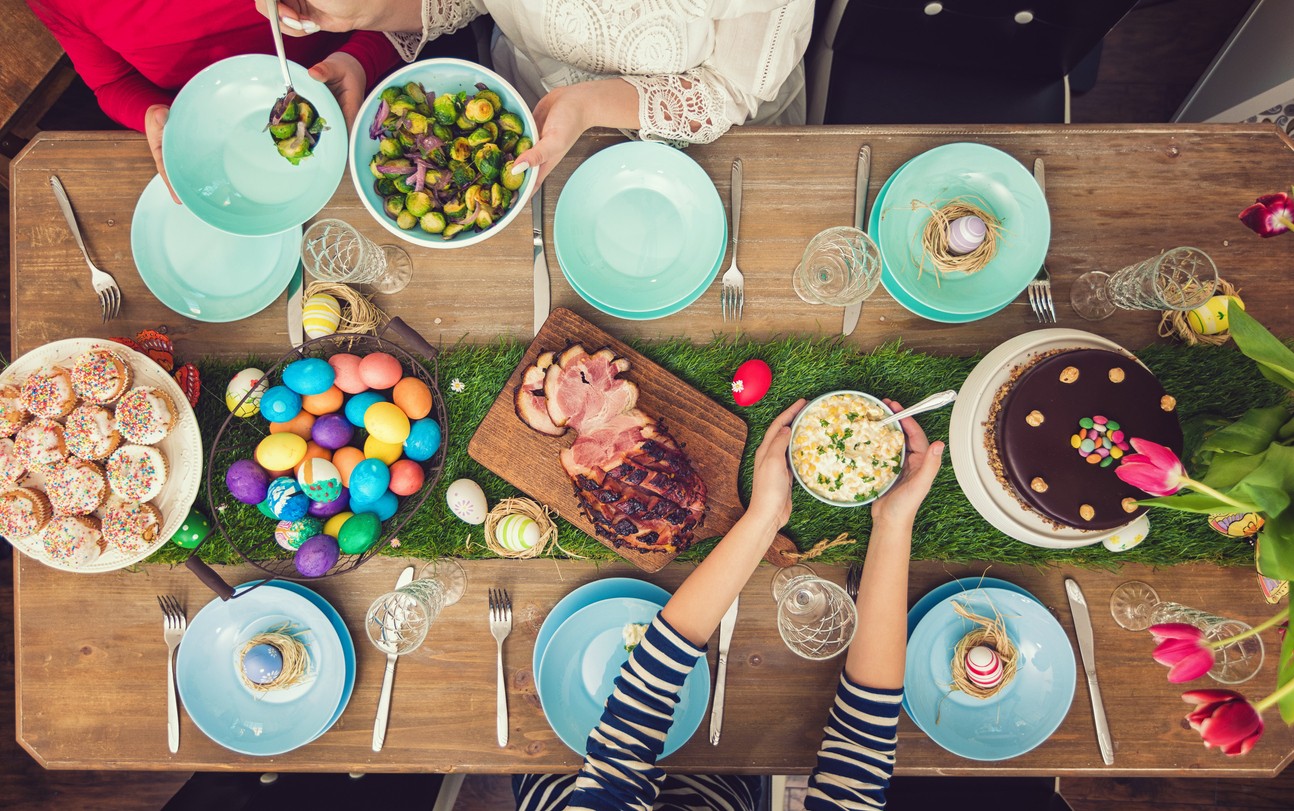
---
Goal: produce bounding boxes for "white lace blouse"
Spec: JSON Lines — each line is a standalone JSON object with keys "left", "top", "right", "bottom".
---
{"left": 387, "top": 0, "right": 813, "bottom": 144}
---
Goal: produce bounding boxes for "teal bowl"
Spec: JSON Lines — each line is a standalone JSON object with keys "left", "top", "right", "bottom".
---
{"left": 163, "top": 55, "right": 347, "bottom": 237}
{"left": 348, "top": 58, "right": 537, "bottom": 249}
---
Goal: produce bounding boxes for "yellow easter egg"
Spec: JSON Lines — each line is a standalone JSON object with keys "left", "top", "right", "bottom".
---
{"left": 364, "top": 401, "right": 412, "bottom": 444}
{"left": 364, "top": 435, "right": 403, "bottom": 465}
{"left": 1186, "top": 295, "right": 1244, "bottom": 336}
{"left": 323, "top": 511, "right": 354, "bottom": 538}
{"left": 225, "top": 368, "right": 269, "bottom": 418}
{"left": 302, "top": 293, "right": 342, "bottom": 339}
{"left": 255, "top": 432, "right": 308, "bottom": 472}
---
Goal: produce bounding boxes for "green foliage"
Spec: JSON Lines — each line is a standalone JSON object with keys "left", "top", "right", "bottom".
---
{"left": 1279, "top": 611, "right": 1294, "bottom": 725}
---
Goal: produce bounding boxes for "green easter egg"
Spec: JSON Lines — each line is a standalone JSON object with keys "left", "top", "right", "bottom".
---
{"left": 171, "top": 509, "right": 211, "bottom": 549}
{"left": 337, "top": 512, "right": 382, "bottom": 555}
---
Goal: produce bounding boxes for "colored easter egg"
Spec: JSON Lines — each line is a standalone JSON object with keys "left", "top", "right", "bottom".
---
{"left": 1207, "top": 511, "right": 1264, "bottom": 538}
{"left": 350, "top": 490, "right": 398, "bottom": 522}
{"left": 266, "top": 477, "right": 309, "bottom": 521}
{"left": 964, "top": 645, "right": 1003, "bottom": 688}
{"left": 225, "top": 368, "right": 269, "bottom": 418}
{"left": 302, "top": 293, "right": 342, "bottom": 339}
{"left": 259, "top": 385, "right": 302, "bottom": 423}
{"left": 495, "top": 513, "right": 540, "bottom": 552}
{"left": 332, "top": 446, "right": 365, "bottom": 486}
{"left": 947, "top": 215, "right": 987, "bottom": 255}
{"left": 297, "top": 458, "right": 343, "bottom": 503}
{"left": 337, "top": 512, "right": 381, "bottom": 555}
{"left": 403, "top": 418, "right": 442, "bottom": 462}
{"left": 392, "top": 378, "right": 433, "bottom": 420}
{"left": 323, "top": 511, "right": 354, "bottom": 538}
{"left": 731, "top": 359, "right": 772, "bottom": 407}
{"left": 328, "top": 353, "right": 367, "bottom": 394}
{"left": 365, "top": 402, "right": 411, "bottom": 444}
{"left": 241, "top": 643, "right": 284, "bottom": 685}
{"left": 282, "top": 358, "right": 336, "bottom": 396}
{"left": 364, "top": 435, "right": 403, "bottom": 465}
{"left": 1187, "top": 294, "right": 1245, "bottom": 336}
{"left": 294, "top": 534, "right": 340, "bottom": 577}
{"left": 256, "top": 498, "right": 277, "bottom": 519}
{"left": 359, "top": 352, "right": 403, "bottom": 390}
{"left": 308, "top": 487, "right": 350, "bottom": 518}
{"left": 303, "top": 441, "right": 332, "bottom": 464}
{"left": 302, "top": 385, "right": 344, "bottom": 416}
{"left": 344, "top": 391, "right": 386, "bottom": 427}
{"left": 389, "top": 459, "right": 425, "bottom": 496}
{"left": 446, "top": 478, "right": 487, "bottom": 525}
{"left": 1102, "top": 530, "right": 1146, "bottom": 552}
{"left": 275, "top": 516, "right": 323, "bottom": 551}
{"left": 270, "top": 410, "right": 316, "bottom": 440}
{"left": 226, "top": 459, "right": 272, "bottom": 505}
{"left": 256, "top": 432, "right": 308, "bottom": 472}
{"left": 312, "top": 413, "right": 355, "bottom": 450}
{"left": 349, "top": 459, "right": 391, "bottom": 502}
{"left": 170, "top": 508, "right": 211, "bottom": 549}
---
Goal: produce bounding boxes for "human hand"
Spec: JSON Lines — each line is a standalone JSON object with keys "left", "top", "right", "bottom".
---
{"left": 254, "top": 0, "right": 364, "bottom": 34}
{"left": 513, "top": 83, "right": 594, "bottom": 186}
{"left": 747, "top": 399, "right": 807, "bottom": 530}
{"left": 145, "top": 105, "right": 181, "bottom": 205}
{"left": 309, "top": 52, "right": 365, "bottom": 131}
{"left": 870, "top": 398, "right": 944, "bottom": 528}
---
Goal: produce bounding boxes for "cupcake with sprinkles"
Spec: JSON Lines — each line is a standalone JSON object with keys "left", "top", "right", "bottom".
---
{"left": 102, "top": 501, "right": 162, "bottom": 554}
{"left": 13, "top": 418, "right": 67, "bottom": 471}
{"left": 107, "top": 444, "right": 168, "bottom": 502}
{"left": 63, "top": 404, "right": 121, "bottom": 461}
{"left": 0, "top": 487, "right": 52, "bottom": 538}
{"left": 71, "top": 348, "right": 133, "bottom": 404}
{"left": 115, "top": 386, "right": 177, "bottom": 445}
{"left": 20, "top": 367, "right": 78, "bottom": 419}
{"left": 44, "top": 458, "right": 109, "bottom": 516}
{"left": 0, "top": 384, "right": 28, "bottom": 437}
{"left": 39, "top": 515, "right": 104, "bottom": 565}
{"left": 0, "top": 437, "right": 27, "bottom": 487}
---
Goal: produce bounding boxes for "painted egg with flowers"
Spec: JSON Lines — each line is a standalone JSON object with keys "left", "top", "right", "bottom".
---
{"left": 731, "top": 359, "right": 771, "bottom": 407}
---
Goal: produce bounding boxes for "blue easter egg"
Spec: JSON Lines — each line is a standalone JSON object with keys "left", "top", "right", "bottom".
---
{"left": 308, "top": 486, "right": 350, "bottom": 518}
{"left": 350, "top": 489, "right": 398, "bottom": 521}
{"left": 241, "top": 642, "right": 284, "bottom": 685}
{"left": 259, "top": 385, "right": 302, "bottom": 423}
{"left": 344, "top": 391, "right": 387, "bottom": 427}
{"left": 348, "top": 459, "right": 391, "bottom": 502}
{"left": 403, "top": 418, "right": 442, "bottom": 462}
{"left": 266, "top": 476, "right": 309, "bottom": 521}
{"left": 282, "top": 358, "right": 336, "bottom": 396}
{"left": 256, "top": 497, "right": 277, "bottom": 519}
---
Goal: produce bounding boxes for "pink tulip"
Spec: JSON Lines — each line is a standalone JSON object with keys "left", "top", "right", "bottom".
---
{"left": 1182, "top": 689, "right": 1264, "bottom": 756}
{"left": 1149, "top": 623, "right": 1214, "bottom": 682}
{"left": 1239, "top": 191, "right": 1294, "bottom": 238}
{"left": 1115, "top": 438, "right": 1187, "bottom": 497}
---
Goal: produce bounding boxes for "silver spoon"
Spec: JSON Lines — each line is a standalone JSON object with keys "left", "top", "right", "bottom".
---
{"left": 876, "top": 389, "right": 958, "bottom": 428}
{"left": 265, "top": 0, "right": 322, "bottom": 163}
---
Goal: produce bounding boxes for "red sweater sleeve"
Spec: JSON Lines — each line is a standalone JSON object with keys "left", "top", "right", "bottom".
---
{"left": 337, "top": 31, "right": 401, "bottom": 92}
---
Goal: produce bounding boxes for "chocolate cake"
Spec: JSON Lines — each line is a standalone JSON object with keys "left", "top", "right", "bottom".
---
{"left": 986, "top": 348, "right": 1183, "bottom": 531}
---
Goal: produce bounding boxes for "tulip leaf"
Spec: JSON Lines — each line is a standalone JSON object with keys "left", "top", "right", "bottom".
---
{"left": 1279, "top": 613, "right": 1294, "bottom": 726}
{"left": 1201, "top": 406, "right": 1289, "bottom": 455}
{"left": 1229, "top": 304, "right": 1294, "bottom": 391}
{"left": 1281, "top": 415, "right": 1294, "bottom": 442}
{"left": 1225, "top": 444, "right": 1294, "bottom": 517}
{"left": 1256, "top": 512, "right": 1294, "bottom": 581}
{"left": 1138, "top": 491, "right": 1234, "bottom": 514}
{"left": 1200, "top": 449, "right": 1267, "bottom": 490}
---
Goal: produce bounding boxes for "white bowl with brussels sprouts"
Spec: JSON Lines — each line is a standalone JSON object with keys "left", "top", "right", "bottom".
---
{"left": 348, "top": 59, "right": 538, "bottom": 249}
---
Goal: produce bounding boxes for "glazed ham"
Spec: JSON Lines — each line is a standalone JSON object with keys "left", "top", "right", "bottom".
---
{"left": 515, "top": 344, "right": 707, "bottom": 554}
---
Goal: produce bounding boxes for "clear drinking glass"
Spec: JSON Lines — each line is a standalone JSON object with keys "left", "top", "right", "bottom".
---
{"left": 1070, "top": 246, "right": 1217, "bottom": 321}
{"left": 1109, "top": 580, "right": 1161, "bottom": 631}
{"left": 776, "top": 574, "right": 857, "bottom": 661}
{"left": 793, "top": 226, "right": 883, "bottom": 306}
{"left": 364, "top": 560, "right": 466, "bottom": 655}
{"left": 771, "top": 563, "right": 818, "bottom": 600}
{"left": 302, "top": 218, "right": 414, "bottom": 294}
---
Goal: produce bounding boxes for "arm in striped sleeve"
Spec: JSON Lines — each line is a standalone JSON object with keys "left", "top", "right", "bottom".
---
{"left": 803, "top": 674, "right": 903, "bottom": 810}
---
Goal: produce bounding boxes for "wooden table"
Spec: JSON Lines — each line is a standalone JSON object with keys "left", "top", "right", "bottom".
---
{"left": 0, "top": 0, "right": 67, "bottom": 168}
{"left": 9, "top": 125, "right": 1294, "bottom": 776}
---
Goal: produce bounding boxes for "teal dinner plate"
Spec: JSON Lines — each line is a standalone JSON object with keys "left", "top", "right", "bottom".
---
{"left": 131, "top": 174, "right": 301, "bottom": 322}
{"left": 536, "top": 596, "right": 709, "bottom": 759}
{"left": 164, "top": 55, "right": 346, "bottom": 237}
{"left": 176, "top": 581, "right": 348, "bottom": 756}
{"left": 560, "top": 228, "right": 725, "bottom": 321}
{"left": 532, "top": 577, "right": 672, "bottom": 679}
{"left": 261, "top": 581, "right": 355, "bottom": 741}
{"left": 903, "top": 587, "right": 1075, "bottom": 761}
{"left": 875, "top": 143, "right": 1048, "bottom": 317}
{"left": 555, "top": 141, "right": 726, "bottom": 315}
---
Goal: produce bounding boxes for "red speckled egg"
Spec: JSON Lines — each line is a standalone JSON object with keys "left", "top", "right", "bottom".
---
{"left": 732, "top": 359, "right": 772, "bottom": 407}
{"left": 358, "top": 352, "right": 403, "bottom": 390}
{"left": 270, "top": 411, "right": 316, "bottom": 440}
{"left": 389, "top": 459, "right": 425, "bottom": 496}
{"left": 328, "top": 354, "right": 367, "bottom": 394}
{"left": 392, "top": 378, "right": 433, "bottom": 420}
{"left": 332, "top": 446, "right": 366, "bottom": 487}
{"left": 302, "top": 385, "right": 344, "bottom": 416}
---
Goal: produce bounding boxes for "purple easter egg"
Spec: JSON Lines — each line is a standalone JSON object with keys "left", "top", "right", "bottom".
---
{"left": 312, "top": 413, "right": 355, "bottom": 450}
{"left": 226, "top": 459, "right": 271, "bottom": 505}
{"left": 947, "top": 215, "right": 987, "bottom": 255}
{"left": 308, "top": 487, "right": 350, "bottom": 518}
{"left": 294, "top": 534, "right": 340, "bottom": 578}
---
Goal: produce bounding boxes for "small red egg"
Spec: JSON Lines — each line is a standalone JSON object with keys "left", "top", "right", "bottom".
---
{"left": 332, "top": 446, "right": 366, "bottom": 487}
{"left": 389, "top": 459, "right": 426, "bottom": 496}
{"left": 329, "top": 353, "right": 368, "bottom": 394}
{"left": 302, "top": 385, "right": 344, "bottom": 416}
{"left": 358, "top": 352, "right": 403, "bottom": 390}
{"left": 392, "top": 377, "right": 433, "bottom": 420}
{"left": 269, "top": 411, "right": 316, "bottom": 440}
{"left": 732, "top": 359, "right": 772, "bottom": 407}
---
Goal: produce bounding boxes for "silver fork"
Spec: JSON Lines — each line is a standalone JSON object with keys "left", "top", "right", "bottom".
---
{"left": 489, "top": 588, "right": 512, "bottom": 748}
{"left": 1026, "top": 158, "right": 1056, "bottom": 323}
{"left": 845, "top": 562, "right": 861, "bottom": 600}
{"left": 50, "top": 175, "right": 122, "bottom": 323}
{"left": 721, "top": 158, "right": 745, "bottom": 321}
{"left": 157, "top": 595, "right": 187, "bottom": 754}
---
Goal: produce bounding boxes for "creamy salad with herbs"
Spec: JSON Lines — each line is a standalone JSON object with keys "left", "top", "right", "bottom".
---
{"left": 791, "top": 393, "right": 904, "bottom": 503}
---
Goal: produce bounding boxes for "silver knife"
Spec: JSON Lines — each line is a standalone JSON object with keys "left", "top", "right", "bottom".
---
{"left": 1065, "top": 578, "right": 1114, "bottom": 765}
{"left": 841, "top": 144, "right": 870, "bottom": 337}
{"left": 708, "top": 594, "right": 740, "bottom": 745}
{"left": 532, "top": 185, "right": 549, "bottom": 337}
{"left": 286, "top": 262, "right": 304, "bottom": 348}
{"left": 373, "top": 565, "right": 415, "bottom": 752}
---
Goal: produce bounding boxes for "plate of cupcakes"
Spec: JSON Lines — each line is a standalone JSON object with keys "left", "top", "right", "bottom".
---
{"left": 0, "top": 338, "right": 202, "bottom": 572}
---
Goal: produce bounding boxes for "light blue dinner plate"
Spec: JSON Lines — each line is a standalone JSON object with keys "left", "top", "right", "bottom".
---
{"left": 261, "top": 580, "right": 355, "bottom": 741}
{"left": 903, "top": 587, "right": 1075, "bottom": 761}
{"left": 555, "top": 141, "right": 726, "bottom": 316}
{"left": 164, "top": 54, "right": 346, "bottom": 236}
{"left": 176, "top": 581, "right": 348, "bottom": 756}
{"left": 561, "top": 228, "right": 725, "bottom": 321}
{"left": 875, "top": 143, "right": 1048, "bottom": 318}
{"left": 130, "top": 175, "right": 301, "bottom": 322}
{"left": 906, "top": 576, "right": 1038, "bottom": 638}
{"left": 532, "top": 577, "right": 671, "bottom": 679}
{"left": 536, "top": 596, "right": 709, "bottom": 759}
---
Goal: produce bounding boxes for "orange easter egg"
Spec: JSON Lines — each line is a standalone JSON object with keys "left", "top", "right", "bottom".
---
{"left": 303, "top": 441, "right": 333, "bottom": 463}
{"left": 332, "top": 446, "right": 366, "bottom": 487}
{"left": 389, "top": 459, "right": 426, "bottom": 496}
{"left": 302, "top": 385, "right": 344, "bottom": 416}
{"left": 392, "top": 378, "right": 433, "bottom": 420}
{"left": 270, "top": 411, "right": 316, "bottom": 440}
{"left": 329, "top": 354, "right": 368, "bottom": 394}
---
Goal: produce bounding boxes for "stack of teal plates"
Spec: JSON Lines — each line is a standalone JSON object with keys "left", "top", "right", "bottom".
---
{"left": 872, "top": 143, "right": 1050, "bottom": 323}
{"left": 554, "top": 142, "right": 727, "bottom": 321}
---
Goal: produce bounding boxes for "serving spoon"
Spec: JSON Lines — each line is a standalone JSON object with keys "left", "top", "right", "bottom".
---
{"left": 265, "top": 0, "right": 322, "bottom": 163}
{"left": 876, "top": 389, "right": 958, "bottom": 428}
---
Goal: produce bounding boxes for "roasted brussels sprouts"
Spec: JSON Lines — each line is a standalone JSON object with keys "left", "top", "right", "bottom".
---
{"left": 268, "top": 89, "right": 327, "bottom": 164}
{"left": 389, "top": 98, "right": 415, "bottom": 117}
{"left": 442, "top": 223, "right": 466, "bottom": 238}
{"left": 443, "top": 198, "right": 467, "bottom": 219}
{"left": 393, "top": 175, "right": 414, "bottom": 194}
{"left": 498, "top": 112, "right": 523, "bottom": 135}
{"left": 384, "top": 195, "right": 406, "bottom": 219}
{"left": 449, "top": 160, "right": 476, "bottom": 188}
{"left": 432, "top": 94, "right": 459, "bottom": 126}
{"left": 405, "top": 112, "right": 429, "bottom": 135}
{"left": 404, "top": 82, "right": 428, "bottom": 105}
{"left": 474, "top": 90, "right": 502, "bottom": 111}
{"left": 464, "top": 98, "right": 494, "bottom": 123}
{"left": 467, "top": 127, "right": 493, "bottom": 148}
{"left": 449, "top": 137, "right": 472, "bottom": 162}
{"left": 380, "top": 87, "right": 401, "bottom": 105}
{"left": 276, "top": 131, "right": 310, "bottom": 164}
{"left": 501, "top": 161, "right": 525, "bottom": 191}
{"left": 474, "top": 144, "right": 502, "bottom": 181}
{"left": 474, "top": 206, "right": 494, "bottom": 229}
{"left": 420, "top": 212, "right": 447, "bottom": 233}
{"left": 268, "top": 123, "right": 296, "bottom": 140}
{"left": 405, "top": 191, "right": 433, "bottom": 218}
{"left": 375, "top": 177, "right": 398, "bottom": 196}
{"left": 378, "top": 137, "right": 402, "bottom": 158}
{"left": 515, "top": 136, "right": 534, "bottom": 155}
{"left": 499, "top": 131, "right": 520, "bottom": 153}
{"left": 432, "top": 124, "right": 453, "bottom": 142}
{"left": 396, "top": 210, "right": 418, "bottom": 230}
{"left": 297, "top": 101, "right": 316, "bottom": 127}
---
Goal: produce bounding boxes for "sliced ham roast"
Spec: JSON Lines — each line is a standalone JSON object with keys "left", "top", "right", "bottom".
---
{"left": 515, "top": 343, "right": 707, "bottom": 554}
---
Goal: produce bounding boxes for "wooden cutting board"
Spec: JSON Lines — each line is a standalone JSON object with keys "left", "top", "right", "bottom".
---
{"left": 468, "top": 308, "right": 798, "bottom": 572}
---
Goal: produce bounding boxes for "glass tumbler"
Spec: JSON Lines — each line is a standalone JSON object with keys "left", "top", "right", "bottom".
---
{"left": 364, "top": 560, "right": 466, "bottom": 655}
{"left": 1070, "top": 246, "right": 1217, "bottom": 321}
{"left": 302, "top": 218, "right": 413, "bottom": 294}
{"left": 1148, "top": 601, "right": 1265, "bottom": 685}
{"left": 776, "top": 574, "right": 857, "bottom": 661}
{"left": 793, "top": 226, "right": 883, "bottom": 306}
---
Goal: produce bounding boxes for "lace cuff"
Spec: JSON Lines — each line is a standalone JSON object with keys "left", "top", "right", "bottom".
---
{"left": 384, "top": 0, "right": 481, "bottom": 63}
{"left": 622, "top": 71, "right": 734, "bottom": 147}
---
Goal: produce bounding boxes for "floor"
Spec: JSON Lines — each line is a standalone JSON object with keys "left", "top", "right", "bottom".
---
{"left": 3, "top": 0, "right": 1289, "bottom": 809}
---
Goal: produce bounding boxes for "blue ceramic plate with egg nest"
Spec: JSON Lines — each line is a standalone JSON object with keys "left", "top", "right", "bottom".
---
{"left": 532, "top": 577, "right": 672, "bottom": 678}
{"left": 536, "top": 596, "right": 709, "bottom": 759}
{"left": 903, "top": 587, "right": 1075, "bottom": 761}
{"left": 260, "top": 581, "right": 355, "bottom": 741}
{"left": 555, "top": 141, "right": 727, "bottom": 318}
{"left": 875, "top": 143, "right": 1048, "bottom": 320}
{"left": 131, "top": 175, "right": 301, "bottom": 322}
{"left": 176, "top": 582, "right": 349, "bottom": 756}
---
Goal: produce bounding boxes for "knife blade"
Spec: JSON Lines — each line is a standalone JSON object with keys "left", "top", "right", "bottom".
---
{"left": 286, "top": 262, "right": 304, "bottom": 348}
{"left": 1065, "top": 578, "right": 1114, "bottom": 765}
{"left": 708, "top": 594, "right": 740, "bottom": 745}
{"left": 841, "top": 144, "right": 871, "bottom": 337}
{"left": 373, "top": 565, "right": 415, "bottom": 752}
{"left": 532, "top": 185, "right": 549, "bottom": 337}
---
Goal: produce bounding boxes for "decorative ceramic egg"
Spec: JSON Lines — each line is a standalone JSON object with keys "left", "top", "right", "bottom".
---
{"left": 947, "top": 214, "right": 987, "bottom": 255}
{"left": 328, "top": 353, "right": 367, "bottom": 394}
{"left": 302, "top": 293, "right": 342, "bottom": 339}
{"left": 364, "top": 435, "right": 404, "bottom": 465}
{"left": 965, "top": 645, "right": 1003, "bottom": 689}
{"left": 332, "top": 447, "right": 365, "bottom": 487}
{"left": 1208, "top": 511, "right": 1264, "bottom": 538}
{"left": 349, "top": 459, "right": 391, "bottom": 502}
{"left": 256, "top": 432, "right": 308, "bottom": 472}
{"left": 1187, "top": 294, "right": 1244, "bottom": 336}
{"left": 344, "top": 391, "right": 386, "bottom": 427}
{"left": 282, "top": 358, "right": 336, "bottom": 397}
{"left": 323, "top": 511, "right": 354, "bottom": 538}
{"left": 241, "top": 642, "right": 284, "bottom": 685}
{"left": 446, "top": 478, "right": 487, "bottom": 525}
{"left": 731, "top": 359, "right": 772, "bottom": 407}
{"left": 311, "top": 413, "right": 354, "bottom": 451}
{"left": 308, "top": 487, "right": 350, "bottom": 518}
{"left": 226, "top": 368, "right": 269, "bottom": 418}
{"left": 259, "top": 385, "right": 302, "bottom": 423}
{"left": 301, "top": 386, "right": 344, "bottom": 416}
{"left": 359, "top": 352, "right": 403, "bottom": 390}
{"left": 351, "top": 489, "right": 398, "bottom": 522}
{"left": 337, "top": 512, "right": 381, "bottom": 554}
{"left": 393, "top": 378, "right": 433, "bottom": 420}
{"left": 269, "top": 410, "right": 315, "bottom": 440}
{"left": 403, "top": 418, "right": 442, "bottom": 462}
{"left": 495, "top": 513, "right": 540, "bottom": 552}
{"left": 266, "top": 476, "right": 309, "bottom": 521}
{"left": 170, "top": 508, "right": 211, "bottom": 549}
{"left": 388, "top": 459, "right": 425, "bottom": 496}
{"left": 1102, "top": 530, "right": 1146, "bottom": 553}
{"left": 294, "top": 533, "right": 340, "bottom": 577}
{"left": 365, "top": 401, "right": 412, "bottom": 444}
{"left": 275, "top": 516, "right": 324, "bottom": 550}
{"left": 226, "top": 459, "right": 272, "bottom": 505}
{"left": 297, "top": 458, "right": 343, "bottom": 503}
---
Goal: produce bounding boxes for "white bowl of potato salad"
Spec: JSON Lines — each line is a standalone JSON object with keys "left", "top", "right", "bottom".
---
{"left": 789, "top": 391, "right": 906, "bottom": 507}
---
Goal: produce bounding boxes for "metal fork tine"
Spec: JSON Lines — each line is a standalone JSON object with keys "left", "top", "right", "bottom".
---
{"left": 1028, "top": 283, "right": 1041, "bottom": 321}
{"left": 1044, "top": 285, "right": 1057, "bottom": 323}
{"left": 737, "top": 290, "right": 743, "bottom": 321}
{"left": 111, "top": 286, "right": 122, "bottom": 319}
